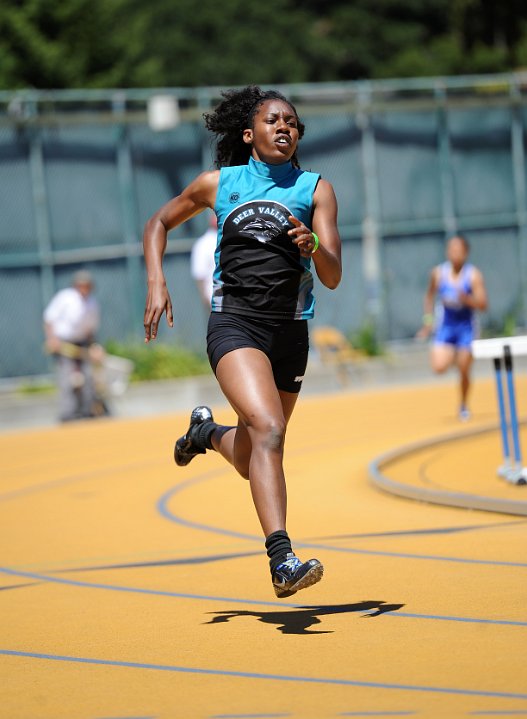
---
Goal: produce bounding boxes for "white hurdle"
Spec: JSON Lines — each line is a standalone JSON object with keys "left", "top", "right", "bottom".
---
{"left": 472, "top": 336, "right": 527, "bottom": 485}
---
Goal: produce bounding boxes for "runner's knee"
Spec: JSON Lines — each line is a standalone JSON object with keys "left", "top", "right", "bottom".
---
{"left": 246, "top": 415, "right": 286, "bottom": 452}
{"left": 431, "top": 359, "right": 449, "bottom": 374}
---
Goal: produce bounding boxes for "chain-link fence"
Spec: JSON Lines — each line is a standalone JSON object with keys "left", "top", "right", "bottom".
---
{"left": 1, "top": 74, "right": 527, "bottom": 378}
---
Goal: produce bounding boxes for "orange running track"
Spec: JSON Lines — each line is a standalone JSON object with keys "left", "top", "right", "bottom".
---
{"left": 1, "top": 375, "right": 526, "bottom": 718}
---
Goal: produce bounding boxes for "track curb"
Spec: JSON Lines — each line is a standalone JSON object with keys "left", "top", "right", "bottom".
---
{"left": 368, "top": 420, "right": 527, "bottom": 516}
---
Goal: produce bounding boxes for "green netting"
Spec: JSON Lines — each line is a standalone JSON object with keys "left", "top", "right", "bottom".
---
{"left": 0, "top": 78, "right": 526, "bottom": 377}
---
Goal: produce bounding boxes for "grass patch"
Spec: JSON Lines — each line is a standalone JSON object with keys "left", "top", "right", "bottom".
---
{"left": 481, "top": 313, "right": 521, "bottom": 339}
{"left": 349, "top": 322, "right": 384, "bottom": 357}
{"left": 105, "top": 341, "right": 210, "bottom": 382}
{"left": 17, "top": 381, "right": 56, "bottom": 395}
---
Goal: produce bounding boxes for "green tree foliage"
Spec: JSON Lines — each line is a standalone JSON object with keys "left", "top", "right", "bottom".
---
{"left": 112, "top": 0, "right": 316, "bottom": 87}
{"left": 0, "top": 0, "right": 125, "bottom": 88}
{"left": 1, "top": 0, "right": 527, "bottom": 89}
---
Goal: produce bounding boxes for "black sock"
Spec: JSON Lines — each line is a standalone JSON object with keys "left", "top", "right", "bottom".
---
{"left": 265, "top": 530, "right": 293, "bottom": 574}
{"left": 191, "top": 420, "right": 218, "bottom": 450}
{"left": 191, "top": 422, "right": 236, "bottom": 451}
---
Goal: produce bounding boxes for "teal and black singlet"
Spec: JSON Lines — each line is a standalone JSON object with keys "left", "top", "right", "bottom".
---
{"left": 212, "top": 157, "right": 320, "bottom": 321}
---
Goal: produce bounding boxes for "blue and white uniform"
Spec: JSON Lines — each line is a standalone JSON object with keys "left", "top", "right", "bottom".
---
{"left": 434, "top": 261, "right": 476, "bottom": 349}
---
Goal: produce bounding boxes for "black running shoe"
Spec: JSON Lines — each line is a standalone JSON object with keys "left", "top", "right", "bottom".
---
{"left": 272, "top": 553, "right": 324, "bottom": 598}
{"left": 174, "top": 406, "right": 214, "bottom": 466}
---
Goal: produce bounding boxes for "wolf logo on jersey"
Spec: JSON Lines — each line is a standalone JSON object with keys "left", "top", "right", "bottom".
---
{"left": 225, "top": 200, "right": 292, "bottom": 245}
{"left": 213, "top": 199, "right": 312, "bottom": 319}
{"left": 243, "top": 218, "right": 283, "bottom": 244}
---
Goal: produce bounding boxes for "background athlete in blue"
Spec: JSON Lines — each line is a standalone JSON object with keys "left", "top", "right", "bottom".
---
{"left": 143, "top": 86, "right": 341, "bottom": 597}
{"left": 418, "top": 235, "right": 488, "bottom": 420}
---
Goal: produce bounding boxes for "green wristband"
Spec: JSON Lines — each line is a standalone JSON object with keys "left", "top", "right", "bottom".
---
{"left": 311, "top": 232, "right": 319, "bottom": 254}
{"left": 423, "top": 313, "right": 434, "bottom": 326}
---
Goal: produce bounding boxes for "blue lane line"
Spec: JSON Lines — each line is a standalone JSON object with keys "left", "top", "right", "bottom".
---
{"left": 315, "top": 518, "right": 526, "bottom": 540}
{"left": 157, "top": 483, "right": 527, "bottom": 569}
{"left": 338, "top": 712, "right": 416, "bottom": 716}
{"left": 2, "top": 649, "right": 527, "bottom": 700}
{"left": 0, "top": 566, "right": 297, "bottom": 609}
{"left": 392, "top": 612, "right": 527, "bottom": 627}
{"left": 295, "top": 542, "right": 527, "bottom": 568}
{"left": 1, "top": 566, "right": 527, "bottom": 628}
{"left": 211, "top": 716, "right": 290, "bottom": 718}
{"left": 57, "top": 550, "right": 261, "bottom": 574}
{"left": 157, "top": 479, "right": 259, "bottom": 542}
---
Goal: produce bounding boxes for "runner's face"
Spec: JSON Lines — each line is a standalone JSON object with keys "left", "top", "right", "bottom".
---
{"left": 243, "top": 99, "right": 300, "bottom": 164}
{"left": 447, "top": 237, "right": 468, "bottom": 270}
{"left": 75, "top": 281, "right": 92, "bottom": 298}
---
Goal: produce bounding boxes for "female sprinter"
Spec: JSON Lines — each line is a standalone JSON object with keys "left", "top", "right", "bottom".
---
{"left": 418, "top": 234, "right": 488, "bottom": 421}
{"left": 143, "top": 86, "right": 341, "bottom": 597}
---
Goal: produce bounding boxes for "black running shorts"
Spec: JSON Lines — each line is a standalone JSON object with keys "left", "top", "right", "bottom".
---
{"left": 206, "top": 312, "right": 309, "bottom": 394}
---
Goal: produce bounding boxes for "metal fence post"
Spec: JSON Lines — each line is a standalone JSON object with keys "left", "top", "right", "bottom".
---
{"left": 28, "top": 119, "right": 55, "bottom": 311}
{"left": 435, "top": 83, "right": 457, "bottom": 242}
{"left": 115, "top": 103, "right": 144, "bottom": 339}
{"left": 510, "top": 77, "right": 527, "bottom": 328}
{"left": 357, "top": 82, "right": 385, "bottom": 340}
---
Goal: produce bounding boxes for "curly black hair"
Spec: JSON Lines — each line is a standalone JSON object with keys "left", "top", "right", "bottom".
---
{"left": 204, "top": 85, "right": 305, "bottom": 169}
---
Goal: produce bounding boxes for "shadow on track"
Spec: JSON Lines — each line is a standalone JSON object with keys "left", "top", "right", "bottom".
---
{"left": 204, "top": 600, "right": 405, "bottom": 635}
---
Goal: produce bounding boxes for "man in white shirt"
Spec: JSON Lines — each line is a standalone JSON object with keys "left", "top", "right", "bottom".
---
{"left": 43, "top": 270, "right": 102, "bottom": 421}
{"left": 190, "top": 214, "right": 218, "bottom": 309}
